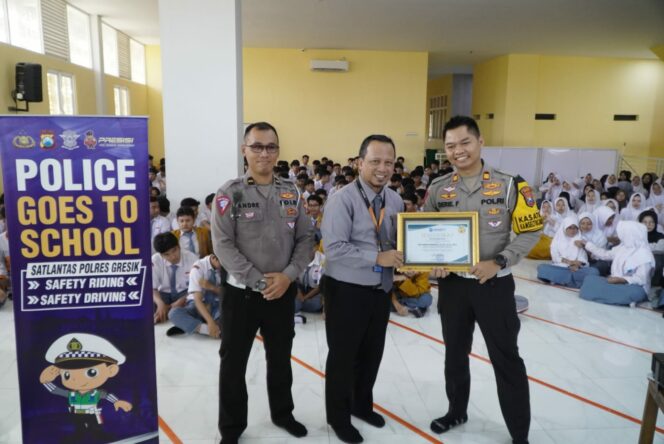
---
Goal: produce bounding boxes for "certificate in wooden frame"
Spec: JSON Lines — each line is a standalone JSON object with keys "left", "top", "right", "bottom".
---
{"left": 397, "top": 211, "right": 480, "bottom": 272}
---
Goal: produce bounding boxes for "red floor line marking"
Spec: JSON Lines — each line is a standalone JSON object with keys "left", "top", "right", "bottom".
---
{"left": 387, "top": 319, "right": 664, "bottom": 435}
{"left": 158, "top": 415, "right": 184, "bottom": 444}
{"left": 256, "top": 335, "right": 443, "bottom": 444}
{"left": 520, "top": 312, "right": 655, "bottom": 354}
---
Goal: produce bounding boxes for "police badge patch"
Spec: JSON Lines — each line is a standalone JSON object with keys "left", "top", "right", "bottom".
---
{"left": 216, "top": 195, "right": 231, "bottom": 215}
{"left": 520, "top": 186, "right": 536, "bottom": 207}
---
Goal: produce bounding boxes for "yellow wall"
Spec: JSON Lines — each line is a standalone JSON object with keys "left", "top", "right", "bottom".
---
{"left": 425, "top": 74, "right": 452, "bottom": 149}
{"left": 243, "top": 48, "right": 428, "bottom": 167}
{"left": 472, "top": 54, "right": 664, "bottom": 157}
{"left": 146, "top": 45, "right": 164, "bottom": 162}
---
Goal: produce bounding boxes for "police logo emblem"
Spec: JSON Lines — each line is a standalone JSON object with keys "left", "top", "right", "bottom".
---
{"left": 487, "top": 207, "right": 501, "bottom": 216}
{"left": 12, "top": 133, "right": 36, "bottom": 148}
{"left": 39, "top": 130, "right": 56, "bottom": 149}
{"left": 440, "top": 192, "right": 457, "bottom": 200}
{"left": 216, "top": 195, "right": 231, "bottom": 215}
{"left": 60, "top": 130, "right": 80, "bottom": 150}
{"left": 482, "top": 190, "right": 501, "bottom": 197}
{"left": 483, "top": 182, "right": 501, "bottom": 190}
{"left": 286, "top": 207, "right": 298, "bottom": 217}
{"left": 488, "top": 220, "right": 502, "bottom": 228}
{"left": 520, "top": 186, "right": 536, "bottom": 207}
{"left": 482, "top": 171, "right": 491, "bottom": 181}
{"left": 280, "top": 192, "right": 296, "bottom": 199}
{"left": 287, "top": 221, "right": 296, "bottom": 229}
{"left": 84, "top": 130, "right": 97, "bottom": 149}
{"left": 443, "top": 186, "right": 456, "bottom": 193}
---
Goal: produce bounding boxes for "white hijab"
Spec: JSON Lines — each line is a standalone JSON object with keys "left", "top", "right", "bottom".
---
{"left": 603, "top": 198, "right": 620, "bottom": 217}
{"left": 647, "top": 180, "right": 664, "bottom": 209}
{"left": 611, "top": 221, "right": 655, "bottom": 280}
{"left": 551, "top": 215, "right": 588, "bottom": 266}
{"left": 594, "top": 205, "right": 618, "bottom": 238}
{"left": 578, "top": 212, "right": 607, "bottom": 249}
{"left": 577, "top": 190, "right": 601, "bottom": 214}
{"left": 632, "top": 176, "right": 646, "bottom": 196}
{"left": 540, "top": 200, "right": 557, "bottom": 237}
{"left": 546, "top": 174, "right": 563, "bottom": 201}
{"left": 620, "top": 192, "right": 646, "bottom": 221}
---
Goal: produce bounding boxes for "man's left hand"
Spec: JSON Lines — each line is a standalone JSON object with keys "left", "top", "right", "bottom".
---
{"left": 262, "top": 273, "right": 291, "bottom": 300}
{"left": 470, "top": 260, "right": 501, "bottom": 284}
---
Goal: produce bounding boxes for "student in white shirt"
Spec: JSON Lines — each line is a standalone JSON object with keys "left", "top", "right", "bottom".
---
{"left": 168, "top": 254, "right": 223, "bottom": 338}
{"left": 152, "top": 233, "right": 199, "bottom": 324}
{"left": 150, "top": 197, "right": 172, "bottom": 254}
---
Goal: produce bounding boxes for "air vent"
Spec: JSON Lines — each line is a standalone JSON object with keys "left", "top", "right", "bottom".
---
{"left": 613, "top": 114, "right": 638, "bottom": 121}
{"left": 485, "top": 113, "right": 494, "bottom": 120}
{"left": 535, "top": 113, "right": 556, "bottom": 120}
{"left": 473, "top": 114, "right": 481, "bottom": 120}
{"left": 310, "top": 60, "right": 349, "bottom": 72}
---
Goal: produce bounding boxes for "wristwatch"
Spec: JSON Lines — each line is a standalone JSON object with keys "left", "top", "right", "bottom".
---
{"left": 494, "top": 254, "right": 508, "bottom": 270}
{"left": 254, "top": 279, "right": 268, "bottom": 292}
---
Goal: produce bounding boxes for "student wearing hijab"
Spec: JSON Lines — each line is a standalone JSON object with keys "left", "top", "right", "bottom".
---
{"left": 604, "top": 174, "right": 619, "bottom": 196}
{"left": 579, "top": 221, "right": 655, "bottom": 305}
{"left": 646, "top": 180, "right": 664, "bottom": 212}
{"left": 562, "top": 180, "right": 580, "bottom": 202}
{"left": 577, "top": 188, "right": 601, "bottom": 214}
{"left": 578, "top": 212, "right": 607, "bottom": 249}
{"left": 632, "top": 175, "right": 646, "bottom": 196}
{"left": 542, "top": 173, "right": 562, "bottom": 202}
{"left": 620, "top": 192, "right": 646, "bottom": 221}
{"left": 592, "top": 179, "right": 604, "bottom": 194}
{"left": 614, "top": 189, "right": 628, "bottom": 211}
{"left": 537, "top": 216, "right": 599, "bottom": 288}
{"left": 527, "top": 200, "right": 555, "bottom": 259}
{"left": 642, "top": 173, "right": 654, "bottom": 197}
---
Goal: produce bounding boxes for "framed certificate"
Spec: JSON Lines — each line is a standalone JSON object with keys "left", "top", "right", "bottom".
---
{"left": 397, "top": 212, "right": 480, "bottom": 272}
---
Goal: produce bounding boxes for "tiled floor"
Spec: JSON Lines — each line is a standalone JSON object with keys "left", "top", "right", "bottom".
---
{"left": 1, "top": 259, "right": 663, "bottom": 443}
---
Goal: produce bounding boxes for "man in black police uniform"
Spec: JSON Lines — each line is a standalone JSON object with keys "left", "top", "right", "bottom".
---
{"left": 424, "top": 116, "right": 542, "bottom": 444}
{"left": 210, "top": 122, "right": 314, "bottom": 444}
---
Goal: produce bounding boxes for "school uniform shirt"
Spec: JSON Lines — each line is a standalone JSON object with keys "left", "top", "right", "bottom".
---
{"left": 577, "top": 212, "right": 607, "bottom": 250}
{"left": 585, "top": 221, "right": 655, "bottom": 293}
{"left": 186, "top": 255, "right": 221, "bottom": 301}
{"left": 173, "top": 227, "right": 213, "bottom": 258}
{"left": 150, "top": 216, "right": 172, "bottom": 253}
{"left": 152, "top": 249, "right": 199, "bottom": 294}
{"left": 550, "top": 215, "right": 588, "bottom": 267}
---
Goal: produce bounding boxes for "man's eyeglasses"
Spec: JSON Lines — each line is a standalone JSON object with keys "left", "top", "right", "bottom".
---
{"left": 245, "top": 143, "right": 279, "bottom": 154}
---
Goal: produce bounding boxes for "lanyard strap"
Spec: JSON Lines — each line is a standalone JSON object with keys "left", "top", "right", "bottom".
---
{"left": 356, "top": 180, "right": 386, "bottom": 241}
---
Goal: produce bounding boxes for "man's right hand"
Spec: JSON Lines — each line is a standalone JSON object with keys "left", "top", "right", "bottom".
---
{"left": 376, "top": 250, "right": 404, "bottom": 268}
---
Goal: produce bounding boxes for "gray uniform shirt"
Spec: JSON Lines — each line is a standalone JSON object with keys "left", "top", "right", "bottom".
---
{"left": 322, "top": 177, "right": 404, "bottom": 286}
{"left": 424, "top": 162, "right": 541, "bottom": 275}
{"left": 210, "top": 174, "right": 314, "bottom": 289}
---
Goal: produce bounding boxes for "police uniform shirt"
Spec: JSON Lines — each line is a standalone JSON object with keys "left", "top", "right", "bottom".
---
{"left": 187, "top": 255, "right": 221, "bottom": 301}
{"left": 322, "top": 176, "right": 404, "bottom": 286}
{"left": 151, "top": 249, "right": 199, "bottom": 294}
{"left": 210, "top": 174, "right": 314, "bottom": 289}
{"left": 423, "top": 162, "right": 542, "bottom": 274}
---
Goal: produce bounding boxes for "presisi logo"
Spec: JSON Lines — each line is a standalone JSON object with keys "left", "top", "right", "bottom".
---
{"left": 12, "top": 133, "right": 36, "bottom": 148}
{"left": 97, "top": 136, "right": 135, "bottom": 148}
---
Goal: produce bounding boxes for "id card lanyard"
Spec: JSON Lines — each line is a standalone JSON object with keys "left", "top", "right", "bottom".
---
{"left": 356, "top": 180, "right": 386, "bottom": 272}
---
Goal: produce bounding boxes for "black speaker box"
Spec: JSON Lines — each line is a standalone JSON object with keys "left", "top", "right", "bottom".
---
{"left": 16, "top": 63, "right": 43, "bottom": 103}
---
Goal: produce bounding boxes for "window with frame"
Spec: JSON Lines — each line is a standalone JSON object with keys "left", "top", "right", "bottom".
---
{"left": 47, "top": 71, "right": 76, "bottom": 115}
{"left": 67, "top": 5, "right": 92, "bottom": 68}
{"left": 428, "top": 95, "right": 448, "bottom": 140}
{"left": 6, "top": 0, "right": 43, "bottom": 53}
{"left": 113, "top": 86, "right": 130, "bottom": 116}
{"left": 130, "top": 39, "right": 146, "bottom": 84}
{"left": 102, "top": 23, "right": 119, "bottom": 76}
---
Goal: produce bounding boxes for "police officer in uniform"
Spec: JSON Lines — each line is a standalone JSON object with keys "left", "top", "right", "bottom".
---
{"left": 211, "top": 122, "right": 314, "bottom": 444}
{"left": 424, "top": 116, "right": 542, "bottom": 444}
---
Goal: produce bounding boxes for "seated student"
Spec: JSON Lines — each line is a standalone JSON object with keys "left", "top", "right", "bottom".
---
{"left": 172, "top": 207, "right": 212, "bottom": 258}
{"left": 410, "top": 169, "right": 426, "bottom": 190}
{"left": 171, "top": 197, "right": 207, "bottom": 229}
{"left": 537, "top": 216, "right": 599, "bottom": 288}
{"left": 578, "top": 211, "right": 610, "bottom": 276}
{"left": 295, "top": 172, "right": 308, "bottom": 194}
{"left": 553, "top": 196, "right": 571, "bottom": 223}
{"left": 620, "top": 192, "right": 646, "bottom": 221}
{"left": 577, "top": 188, "right": 601, "bottom": 214}
{"left": 414, "top": 189, "right": 426, "bottom": 210}
{"left": 391, "top": 272, "right": 433, "bottom": 318}
{"left": 594, "top": 204, "right": 620, "bottom": 246}
{"left": 344, "top": 170, "right": 356, "bottom": 184}
{"left": 158, "top": 195, "right": 173, "bottom": 223}
{"left": 579, "top": 221, "right": 655, "bottom": 306}
{"left": 150, "top": 196, "right": 172, "bottom": 254}
{"left": 402, "top": 192, "right": 418, "bottom": 213}
{"left": 328, "top": 177, "right": 348, "bottom": 198}
{"left": 632, "top": 175, "right": 646, "bottom": 196}
{"left": 303, "top": 179, "right": 316, "bottom": 199}
{"left": 168, "top": 254, "right": 223, "bottom": 338}
{"left": 314, "top": 188, "right": 328, "bottom": 205}
{"left": 528, "top": 200, "right": 556, "bottom": 259}
{"left": 306, "top": 194, "right": 323, "bottom": 246}
{"left": 647, "top": 180, "right": 664, "bottom": 212}
{"left": 294, "top": 249, "right": 325, "bottom": 323}
{"left": 614, "top": 188, "right": 628, "bottom": 211}
{"left": 315, "top": 168, "right": 333, "bottom": 192}
{"left": 152, "top": 232, "right": 199, "bottom": 323}
{"left": 639, "top": 210, "right": 664, "bottom": 296}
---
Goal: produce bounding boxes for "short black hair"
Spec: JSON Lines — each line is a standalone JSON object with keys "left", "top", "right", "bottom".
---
{"left": 205, "top": 193, "right": 215, "bottom": 206}
{"left": 150, "top": 196, "right": 158, "bottom": 203}
{"left": 390, "top": 173, "right": 403, "bottom": 183}
{"left": 302, "top": 154, "right": 310, "bottom": 159}
{"left": 305, "top": 179, "right": 315, "bottom": 186}
{"left": 345, "top": 171, "right": 356, "bottom": 179}
{"left": 402, "top": 192, "right": 417, "bottom": 205}
{"left": 176, "top": 206, "right": 196, "bottom": 219}
{"left": 157, "top": 196, "right": 170, "bottom": 213}
{"left": 291, "top": 159, "right": 300, "bottom": 167}
{"left": 443, "top": 115, "right": 480, "bottom": 141}
{"left": 314, "top": 188, "right": 327, "bottom": 197}
{"left": 180, "top": 197, "right": 200, "bottom": 208}
{"left": 358, "top": 134, "right": 396, "bottom": 158}
{"left": 307, "top": 194, "right": 323, "bottom": 205}
{"left": 244, "top": 121, "right": 279, "bottom": 141}
{"left": 154, "top": 232, "right": 179, "bottom": 254}
{"left": 296, "top": 173, "right": 309, "bottom": 181}
{"left": 318, "top": 168, "right": 330, "bottom": 177}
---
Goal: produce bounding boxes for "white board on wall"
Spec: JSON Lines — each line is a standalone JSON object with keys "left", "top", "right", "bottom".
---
{"left": 482, "top": 147, "right": 539, "bottom": 186}
{"left": 541, "top": 148, "right": 618, "bottom": 184}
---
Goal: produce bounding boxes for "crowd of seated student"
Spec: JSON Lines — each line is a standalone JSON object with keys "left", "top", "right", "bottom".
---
{"left": 533, "top": 169, "right": 664, "bottom": 309}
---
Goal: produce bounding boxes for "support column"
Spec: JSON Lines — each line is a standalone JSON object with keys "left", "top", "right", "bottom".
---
{"left": 89, "top": 15, "right": 106, "bottom": 115}
{"left": 158, "top": 0, "right": 243, "bottom": 207}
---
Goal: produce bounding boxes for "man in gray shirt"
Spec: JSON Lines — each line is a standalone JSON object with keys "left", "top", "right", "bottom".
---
{"left": 322, "top": 134, "right": 404, "bottom": 443}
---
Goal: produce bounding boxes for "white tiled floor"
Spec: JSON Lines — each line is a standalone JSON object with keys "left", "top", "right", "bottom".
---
{"left": 1, "top": 258, "right": 664, "bottom": 443}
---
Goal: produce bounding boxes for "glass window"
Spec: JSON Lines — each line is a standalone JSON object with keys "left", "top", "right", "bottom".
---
{"left": 47, "top": 71, "right": 76, "bottom": 115}
{"left": 67, "top": 5, "right": 92, "bottom": 68}
{"left": 7, "top": 0, "right": 43, "bottom": 53}
{"left": 102, "top": 23, "right": 118, "bottom": 76}
{"left": 113, "top": 86, "right": 130, "bottom": 116}
{"left": 130, "top": 39, "right": 146, "bottom": 84}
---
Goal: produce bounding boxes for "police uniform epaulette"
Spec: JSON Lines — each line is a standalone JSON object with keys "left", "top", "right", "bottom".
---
{"left": 219, "top": 177, "right": 244, "bottom": 192}
{"left": 429, "top": 171, "right": 453, "bottom": 187}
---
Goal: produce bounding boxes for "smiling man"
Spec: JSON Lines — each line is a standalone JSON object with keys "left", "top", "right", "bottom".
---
{"left": 424, "top": 116, "right": 542, "bottom": 444}
{"left": 321, "top": 134, "right": 404, "bottom": 443}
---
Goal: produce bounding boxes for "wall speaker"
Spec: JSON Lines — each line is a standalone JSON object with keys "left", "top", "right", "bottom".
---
{"left": 15, "top": 63, "right": 43, "bottom": 103}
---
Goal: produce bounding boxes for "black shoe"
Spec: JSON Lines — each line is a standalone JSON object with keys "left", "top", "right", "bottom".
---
{"left": 166, "top": 326, "right": 185, "bottom": 336}
{"left": 351, "top": 410, "right": 385, "bottom": 428}
{"left": 219, "top": 437, "right": 238, "bottom": 444}
{"left": 409, "top": 307, "right": 425, "bottom": 318}
{"left": 513, "top": 440, "right": 529, "bottom": 444}
{"left": 273, "top": 416, "right": 307, "bottom": 438}
{"left": 330, "top": 424, "right": 363, "bottom": 443}
{"left": 430, "top": 413, "right": 468, "bottom": 433}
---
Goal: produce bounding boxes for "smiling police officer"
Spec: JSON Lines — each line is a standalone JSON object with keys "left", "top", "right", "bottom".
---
{"left": 211, "top": 122, "right": 314, "bottom": 444}
{"left": 424, "top": 116, "right": 542, "bottom": 444}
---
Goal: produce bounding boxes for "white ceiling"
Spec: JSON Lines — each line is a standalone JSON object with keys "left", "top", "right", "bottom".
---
{"left": 68, "top": 0, "right": 664, "bottom": 76}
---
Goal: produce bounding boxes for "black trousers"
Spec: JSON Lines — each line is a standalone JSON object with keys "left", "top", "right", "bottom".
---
{"left": 324, "top": 277, "right": 390, "bottom": 427}
{"left": 438, "top": 274, "right": 530, "bottom": 441}
{"left": 218, "top": 283, "right": 296, "bottom": 440}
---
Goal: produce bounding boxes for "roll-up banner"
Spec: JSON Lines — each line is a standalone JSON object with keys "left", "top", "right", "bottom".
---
{"left": 0, "top": 116, "right": 158, "bottom": 444}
